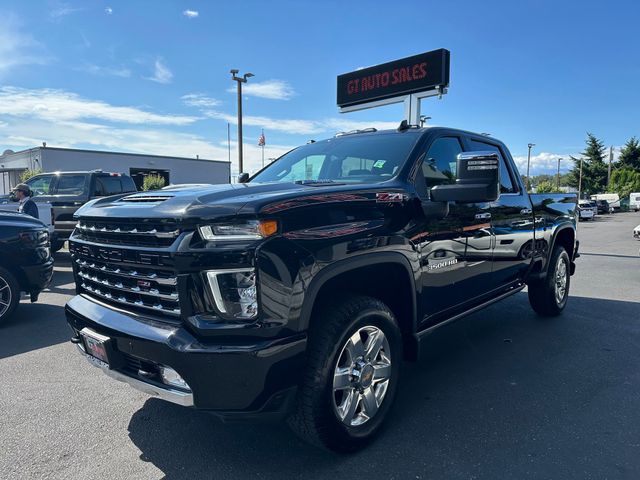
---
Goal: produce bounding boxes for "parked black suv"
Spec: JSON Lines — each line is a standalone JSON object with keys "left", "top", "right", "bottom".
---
{"left": 18, "top": 171, "right": 137, "bottom": 252}
{"left": 0, "top": 212, "right": 54, "bottom": 325}
{"left": 65, "top": 126, "right": 578, "bottom": 451}
{"left": 595, "top": 199, "right": 610, "bottom": 214}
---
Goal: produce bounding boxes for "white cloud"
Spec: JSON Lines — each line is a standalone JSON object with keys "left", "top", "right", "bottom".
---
{"left": 230, "top": 80, "right": 296, "bottom": 100}
{"left": 0, "top": 86, "right": 198, "bottom": 125}
{"left": 80, "top": 64, "right": 131, "bottom": 78}
{"left": 183, "top": 9, "right": 199, "bottom": 18}
{"left": 181, "top": 93, "right": 220, "bottom": 108}
{"left": 204, "top": 110, "right": 398, "bottom": 136}
{"left": 49, "top": 2, "right": 81, "bottom": 20}
{"left": 0, "top": 15, "right": 49, "bottom": 76}
{"left": 147, "top": 58, "right": 173, "bottom": 84}
{"left": 513, "top": 152, "right": 577, "bottom": 176}
{"left": 105, "top": 6, "right": 113, "bottom": 15}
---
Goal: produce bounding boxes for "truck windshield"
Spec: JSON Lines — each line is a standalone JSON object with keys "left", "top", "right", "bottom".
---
{"left": 250, "top": 133, "right": 419, "bottom": 184}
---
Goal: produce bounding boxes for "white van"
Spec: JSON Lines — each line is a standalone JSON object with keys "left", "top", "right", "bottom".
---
{"left": 0, "top": 200, "right": 54, "bottom": 237}
{"left": 590, "top": 193, "right": 620, "bottom": 212}
{"left": 630, "top": 193, "right": 640, "bottom": 212}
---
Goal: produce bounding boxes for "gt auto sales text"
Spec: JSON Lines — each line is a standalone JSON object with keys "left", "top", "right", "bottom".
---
{"left": 346, "top": 62, "right": 428, "bottom": 95}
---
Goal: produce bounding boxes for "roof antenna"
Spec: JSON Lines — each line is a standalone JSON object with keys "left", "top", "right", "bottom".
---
{"left": 397, "top": 119, "right": 409, "bottom": 131}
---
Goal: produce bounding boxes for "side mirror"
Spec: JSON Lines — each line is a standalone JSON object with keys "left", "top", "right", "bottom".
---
{"left": 430, "top": 151, "right": 500, "bottom": 203}
{"left": 238, "top": 172, "right": 250, "bottom": 184}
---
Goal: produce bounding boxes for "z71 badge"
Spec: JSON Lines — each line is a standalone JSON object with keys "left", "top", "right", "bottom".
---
{"left": 376, "top": 192, "right": 405, "bottom": 203}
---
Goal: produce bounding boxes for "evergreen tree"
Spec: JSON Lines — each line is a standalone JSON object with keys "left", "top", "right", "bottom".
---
{"left": 566, "top": 133, "right": 609, "bottom": 197}
{"left": 617, "top": 137, "right": 640, "bottom": 170}
{"left": 609, "top": 168, "right": 640, "bottom": 201}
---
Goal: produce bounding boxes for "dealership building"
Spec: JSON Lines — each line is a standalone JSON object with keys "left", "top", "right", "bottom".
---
{"left": 0, "top": 146, "right": 231, "bottom": 194}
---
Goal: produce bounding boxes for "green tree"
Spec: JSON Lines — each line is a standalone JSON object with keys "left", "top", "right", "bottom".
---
{"left": 535, "top": 180, "right": 559, "bottom": 193}
{"left": 567, "top": 133, "right": 609, "bottom": 197}
{"left": 20, "top": 168, "right": 43, "bottom": 182}
{"left": 609, "top": 168, "right": 640, "bottom": 201}
{"left": 142, "top": 174, "right": 166, "bottom": 191}
{"left": 617, "top": 137, "right": 640, "bottom": 170}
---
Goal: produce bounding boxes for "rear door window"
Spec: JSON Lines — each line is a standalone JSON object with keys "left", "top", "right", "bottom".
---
{"left": 95, "top": 176, "right": 123, "bottom": 196}
{"left": 54, "top": 175, "right": 87, "bottom": 195}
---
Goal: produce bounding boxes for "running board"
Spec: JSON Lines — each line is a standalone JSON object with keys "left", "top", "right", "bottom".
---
{"left": 410, "top": 283, "right": 526, "bottom": 359}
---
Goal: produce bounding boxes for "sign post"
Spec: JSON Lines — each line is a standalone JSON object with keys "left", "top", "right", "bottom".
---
{"left": 337, "top": 49, "right": 450, "bottom": 125}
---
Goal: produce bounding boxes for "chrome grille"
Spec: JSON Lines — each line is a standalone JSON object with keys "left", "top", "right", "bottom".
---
{"left": 74, "top": 219, "right": 180, "bottom": 247}
{"left": 69, "top": 236, "right": 181, "bottom": 318}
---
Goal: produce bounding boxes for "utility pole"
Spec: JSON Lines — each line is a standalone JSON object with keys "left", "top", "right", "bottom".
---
{"left": 557, "top": 157, "right": 562, "bottom": 190}
{"left": 227, "top": 123, "right": 231, "bottom": 183}
{"left": 607, "top": 146, "right": 613, "bottom": 188}
{"left": 230, "top": 69, "right": 254, "bottom": 176}
{"left": 578, "top": 157, "right": 584, "bottom": 200}
{"left": 526, "top": 143, "right": 535, "bottom": 191}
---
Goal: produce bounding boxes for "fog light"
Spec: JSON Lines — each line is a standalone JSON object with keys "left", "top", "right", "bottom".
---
{"left": 205, "top": 268, "right": 258, "bottom": 319}
{"left": 160, "top": 366, "right": 190, "bottom": 391}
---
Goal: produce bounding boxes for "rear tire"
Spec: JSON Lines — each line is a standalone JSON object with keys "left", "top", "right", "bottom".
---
{"left": 51, "top": 240, "right": 65, "bottom": 253}
{"left": 528, "top": 246, "right": 570, "bottom": 317}
{"left": 287, "top": 295, "right": 402, "bottom": 452}
{"left": 0, "top": 267, "right": 20, "bottom": 326}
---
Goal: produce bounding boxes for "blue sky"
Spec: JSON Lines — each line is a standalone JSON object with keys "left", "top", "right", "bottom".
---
{"left": 1, "top": 0, "right": 639, "bottom": 175}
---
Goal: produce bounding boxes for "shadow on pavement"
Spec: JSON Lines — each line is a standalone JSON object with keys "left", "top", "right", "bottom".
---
{"left": 127, "top": 293, "right": 640, "bottom": 480}
{"left": 0, "top": 253, "right": 74, "bottom": 359}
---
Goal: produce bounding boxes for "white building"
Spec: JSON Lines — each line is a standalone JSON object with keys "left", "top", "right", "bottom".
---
{"left": 0, "top": 146, "right": 230, "bottom": 194}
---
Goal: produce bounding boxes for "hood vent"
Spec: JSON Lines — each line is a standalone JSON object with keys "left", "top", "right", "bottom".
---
{"left": 120, "top": 194, "right": 174, "bottom": 203}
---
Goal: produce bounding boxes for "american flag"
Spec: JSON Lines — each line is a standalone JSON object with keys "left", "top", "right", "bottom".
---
{"left": 258, "top": 130, "right": 266, "bottom": 146}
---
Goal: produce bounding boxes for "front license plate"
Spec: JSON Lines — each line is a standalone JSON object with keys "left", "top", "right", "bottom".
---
{"left": 80, "top": 328, "right": 111, "bottom": 365}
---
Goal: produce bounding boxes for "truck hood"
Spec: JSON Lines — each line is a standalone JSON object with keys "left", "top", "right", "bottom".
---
{"left": 75, "top": 181, "right": 392, "bottom": 222}
{"left": 0, "top": 211, "right": 48, "bottom": 229}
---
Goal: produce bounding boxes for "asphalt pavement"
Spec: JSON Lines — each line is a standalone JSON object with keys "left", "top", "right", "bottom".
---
{"left": 1, "top": 212, "right": 639, "bottom": 480}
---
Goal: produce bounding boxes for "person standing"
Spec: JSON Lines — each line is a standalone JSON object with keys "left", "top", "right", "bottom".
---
{"left": 12, "top": 183, "right": 39, "bottom": 219}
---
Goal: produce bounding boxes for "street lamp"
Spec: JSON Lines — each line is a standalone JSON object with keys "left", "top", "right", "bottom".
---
{"left": 556, "top": 158, "right": 562, "bottom": 190}
{"left": 230, "top": 69, "right": 254, "bottom": 177}
{"left": 526, "top": 143, "right": 535, "bottom": 191}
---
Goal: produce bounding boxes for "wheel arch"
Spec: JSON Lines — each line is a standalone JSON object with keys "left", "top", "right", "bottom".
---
{"left": 299, "top": 252, "right": 419, "bottom": 360}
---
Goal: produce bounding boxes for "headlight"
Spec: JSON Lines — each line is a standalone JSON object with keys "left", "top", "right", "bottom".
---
{"left": 199, "top": 220, "right": 277, "bottom": 241}
{"left": 206, "top": 268, "right": 258, "bottom": 319}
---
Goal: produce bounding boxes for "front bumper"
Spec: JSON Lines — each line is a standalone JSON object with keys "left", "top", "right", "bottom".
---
{"left": 21, "top": 257, "right": 54, "bottom": 293}
{"left": 65, "top": 295, "right": 306, "bottom": 418}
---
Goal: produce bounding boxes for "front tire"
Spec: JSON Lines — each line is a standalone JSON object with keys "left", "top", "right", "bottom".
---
{"left": 0, "top": 267, "right": 20, "bottom": 326}
{"left": 528, "top": 246, "right": 570, "bottom": 316}
{"left": 287, "top": 295, "right": 402, "bottom": 452}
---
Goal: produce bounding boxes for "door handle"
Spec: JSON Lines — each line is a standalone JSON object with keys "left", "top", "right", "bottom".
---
{"left": 520, "top": 208, "right": 533, "bottom": 215}
{"left": 475, "top": 212, "right": 492, "bottom": 220}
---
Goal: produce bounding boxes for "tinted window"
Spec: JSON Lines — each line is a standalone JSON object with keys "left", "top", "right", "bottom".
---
{"left": 55, "top": 175, "right": 87, "bottom": 195}
{"left": 121, "top": 176, "right": 137, "bottom": 192}
{"left": 468, "top": 139, "right": 516, "bottom": 193}
{"left": 423, "top": 136, "right": 463, "bottom": 186}
{"left": 95, "top": 176, "right": 122, "bottom": 196}
{"left": 26, "top": 175, "right": 55, "bottom": 196}
{"left": 251, "top": 134, "right": 418, "bottom": 184}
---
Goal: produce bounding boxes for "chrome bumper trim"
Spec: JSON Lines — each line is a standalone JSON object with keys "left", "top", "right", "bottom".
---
{"left": 78, "top": 345, "right": 194, "bottom": 407}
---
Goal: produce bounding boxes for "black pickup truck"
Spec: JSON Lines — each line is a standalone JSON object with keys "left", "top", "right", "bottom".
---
{"left": 0, "top": 212, "right": 54, "bottom": 325}
{"left": 65, "top": 126, "right": 578, "bottom": 452}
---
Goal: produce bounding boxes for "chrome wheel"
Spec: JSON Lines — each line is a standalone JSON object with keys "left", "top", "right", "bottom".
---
{"left": 332, "top": 326, "right": 392, "bottom": 427}
{"left": 554, "top": 256, "right": 568, "bottom": 305}
{"left": 0, "top": 274, "right": 12, "bottom": 319}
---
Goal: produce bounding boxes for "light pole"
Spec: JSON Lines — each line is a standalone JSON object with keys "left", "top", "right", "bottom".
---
{"left": 230, "top": 69, "right": 254, "bottom": 176}
{"left": 419, "top": 115, "right": 431, "bottom": 127}
{"left": 526, "top": 143, "right": 535, "bottom": 191}
{"left": 577, "top": 157, "right": 584, "bottom": 200}
{"left": 556, "top": 157, "right": 562, "bottom": 190}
